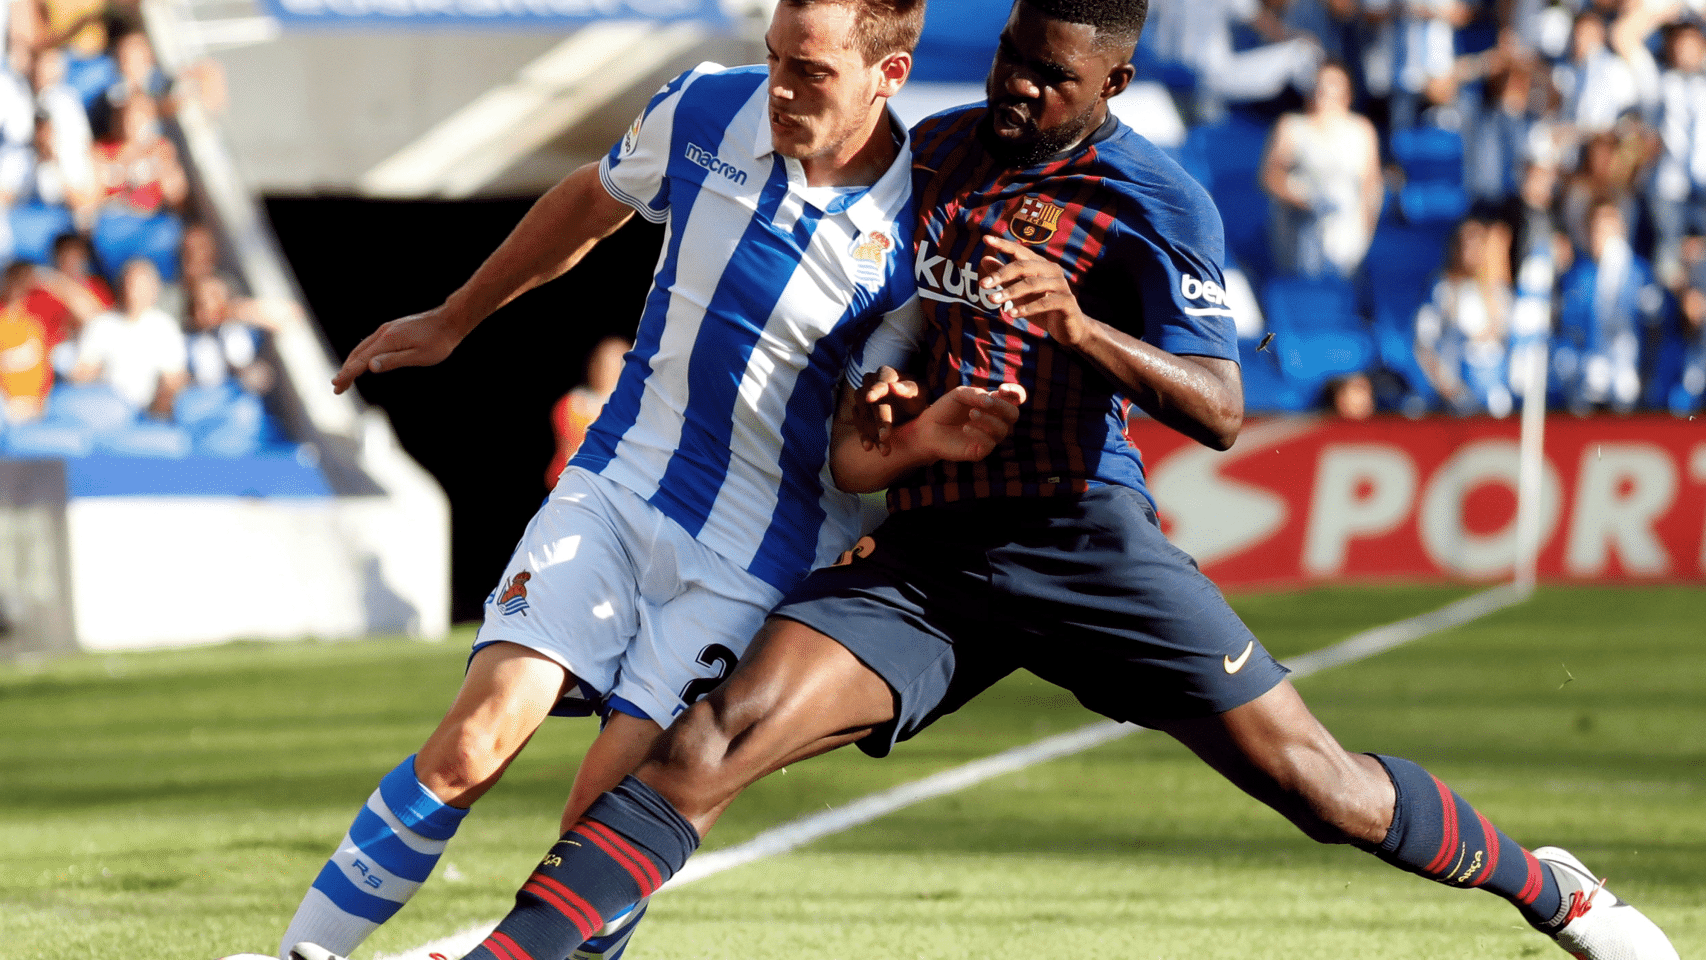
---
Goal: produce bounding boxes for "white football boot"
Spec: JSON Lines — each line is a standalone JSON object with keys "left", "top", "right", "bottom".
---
{"left": 1533, "top": 847, "right": 1679, "bottom": 960}
{"left": 288, "top": 943, "right": 346, "bottom": 960}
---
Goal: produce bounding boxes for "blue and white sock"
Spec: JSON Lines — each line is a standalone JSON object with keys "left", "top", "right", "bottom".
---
{"left": 278, "top": 756, "right": 468, "bottom": 960}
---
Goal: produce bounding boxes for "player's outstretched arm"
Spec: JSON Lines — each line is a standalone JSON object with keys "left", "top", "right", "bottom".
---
{"left": 331, "top": 162, "right": 635, "bottom": 394}
{"left": 829, "top": 380, "right": 1026, "bottom": 493}
{"left": 978, "top": 234, "right": 1244, "bottom": 451}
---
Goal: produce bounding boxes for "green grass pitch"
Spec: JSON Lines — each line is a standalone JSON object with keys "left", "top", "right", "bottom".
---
{"left": 2, "top": 584, "right": 1701, "bottom": 960}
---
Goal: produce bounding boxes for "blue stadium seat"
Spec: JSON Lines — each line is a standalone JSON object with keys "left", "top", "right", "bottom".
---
{"left": 1364, "top": 221, "right": 1448, "bottom": 322}
{"left": 1185, "top": 117, "right": 1275, "bottom": 282}
{"left": 1275, "top": 328, "right": 1376, "bottom": 396}
{"left": 1391, "top": 127, "right": 1464, "bottom": 185}
{"left": 97, "top": 420, "right": 192, "bottom": 458}
{"left": 1391, "top": 128, "right": 1467, "bottom": 224}
{"left": 2, "top": 420, "right": 96, "bottom": 458}
{"left": 1398, "top": 182, "right": 1470, "bottom": 224}
{"left": 1362, "top": 222, "right": 1450, "bottom": 408}
{"left": 1643, "top": 316, "right": 1689, "bottom": 411}
{"left": 92, "top": 210, "right": 184, "bottom": 281}
{"left": 63, "top": 52, "right": 119, "bottom": 108}
{"left": 1372, "top": 299, "right": 1439, "bottom": 408}
{"left": 1261, "top": 274, "right": 1362, "bottom": 334}
{"left": 45, "top": 383, "right": 135, "bottom": 433}
{"left": 176, "top": 385, "right": 270, "bottom": 458}
{"left": 9, "top": 205, "right": 75, "bottom": 265}
{"left": 1238, "top": 336, "right": 1313, "bottom": 412}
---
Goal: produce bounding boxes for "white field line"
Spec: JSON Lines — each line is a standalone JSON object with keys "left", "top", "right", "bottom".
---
{"left": 375, "top": 584, "right": 1523, "bottom": 960}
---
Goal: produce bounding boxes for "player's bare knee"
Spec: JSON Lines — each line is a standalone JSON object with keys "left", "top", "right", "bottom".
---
{"left": 639, "top": 702, "right": 742, "bottom": 819}
{"left": 1285, "top": 750, "right": 1392, "bottom": 846}
{"left": 417, "top": 726, "right": 509, "bottom": 801}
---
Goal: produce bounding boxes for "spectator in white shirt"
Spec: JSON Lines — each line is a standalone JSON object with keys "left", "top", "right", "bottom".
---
{"left": 1146, "top": 0, "right": 1322, "bottom": 119}
{"left": 70, "top": 256, "right": 186, "bottom": 417}
{"left": 1651, "top": 19, "right": 1706, "bottom": 284}
{"left": 1554, "top": 11, "right": 1646, "bottom": 136}
{"left": 31, "top": 47, "right": 94, "bottom": 202}
{"left": 1363, "top": 0, "right": 1470, "bottom": 130}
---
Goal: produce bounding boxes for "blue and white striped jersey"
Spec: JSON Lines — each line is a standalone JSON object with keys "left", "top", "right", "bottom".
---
{"left": 575, "top": 62, "right": 920, "bottom": 594}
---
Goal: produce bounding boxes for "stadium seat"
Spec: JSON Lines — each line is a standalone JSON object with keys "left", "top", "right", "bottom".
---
{"left": 63, "top": 52, "right": 119, "bottom": 108}
{"left": 1361, "top": 222, "right": 1450, "bottom": 409}
{"left": 176, "top": 385, "right": 271, "bottom": 458}
{"left": 1372, "top": 299, "right": 1439, "bottom": 409}
{"left": 44, "top": 383, "right": 135, "bottom": 433}
{"left": 1390, "top": 128, "right": 1467, "bottom": 224}
{"left": 92, "top": 209, "right": 184, "bottom": 281}
{"left": 1275, "top": 328, "right": 1376, "bottom": 396}
{"left": 1397, "top": 182, "right": 1469, "bottom": 224}
{"left": 1391, "top": 127, "right": 1463, "bottom": 185}
{"left": 1642, "top": 315, "right": 1690, "bottom": 411}
{"left": 2, "top": 420, "right": 97, "bottom": 458}
{"left": 1364, "top": 220, "right": 1448, "bottom": 321}
{"left": 1260, "top": 274, "right": 1362, "bottom": 334}
{"left": 1255, "top": 276, "right": 1377, "bottom": 397}
{"left": 9, "top": 204, "right": 75, "bottom": 265}
{"left": 97, "top": 420, "right": 193, "bottom": 458}
{"left": 1184, "top": 117, "right": 1275, "bottom": 282}
{"left": 1238, "top": 336, "right": 1313, "bottom": 412}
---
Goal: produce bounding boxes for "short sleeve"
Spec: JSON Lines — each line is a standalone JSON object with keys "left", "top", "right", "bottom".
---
{"left": 1120, "top": 179, "right": 1240, "bottom": 363}
{"left": 846, "top": 294, "right": 923, "bottom": 384}
{"left": 599, "top": 62, "right": 723, "bottom": 224}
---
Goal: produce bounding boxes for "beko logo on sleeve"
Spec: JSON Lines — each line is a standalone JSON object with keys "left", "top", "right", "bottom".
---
{"left": 1180, "top": 274, "right": 1234, "bottom": 316}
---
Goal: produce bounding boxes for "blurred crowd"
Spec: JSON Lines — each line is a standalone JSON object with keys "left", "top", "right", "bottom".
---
{"left": 0, "top": 0, "right": 286, "bottom": 458}
{"left": 1145, "top": 0, "right": 1706, "bottom": 417}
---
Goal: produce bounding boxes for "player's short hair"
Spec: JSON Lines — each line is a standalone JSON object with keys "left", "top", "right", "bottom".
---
{"left": 1021, "top": 0, "right": 1148, "bottom": 53}
{"left": 782, "top": 0, "right": 927, "bottom": 65}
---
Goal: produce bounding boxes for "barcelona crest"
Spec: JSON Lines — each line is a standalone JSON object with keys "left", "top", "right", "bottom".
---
{"left": 1009, "top": 195, "right": 1065, "bottom": 245}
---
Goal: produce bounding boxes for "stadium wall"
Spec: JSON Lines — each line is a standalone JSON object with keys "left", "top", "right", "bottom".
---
{"left": 1133, "top": 415, "right": 1706, "bottom": 588}
{"left": 63, "top": 415, "right": 449, "bottom": 651}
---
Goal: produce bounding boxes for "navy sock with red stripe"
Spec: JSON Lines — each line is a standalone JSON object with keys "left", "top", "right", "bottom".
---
{"left": 1365, "top": 755, "right": 1564, "bottom": 930}
{"left": 464, "top": 777, "right": 699, "bottom": 960}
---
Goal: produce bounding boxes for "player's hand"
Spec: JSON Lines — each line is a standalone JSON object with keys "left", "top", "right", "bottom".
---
{"left": 894, "top": 382, "right": 1027, "bottom": 462}
{"left": 854, "top": 366, "right": 930, "bottom": 454}
{"left": 978, "top": 234, "right": 1094, "bottom": 349}
{"left": 331, "top": 306, "right": 468, "bottom": 395}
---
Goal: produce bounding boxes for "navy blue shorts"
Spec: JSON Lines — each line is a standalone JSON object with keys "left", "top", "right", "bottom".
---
{"left": 773, "top": 485, "right": 1289, "bottom": 757}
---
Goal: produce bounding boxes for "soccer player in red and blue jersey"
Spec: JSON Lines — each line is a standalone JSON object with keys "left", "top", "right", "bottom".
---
{"left": 449, "top": 2, "right": 1679, "bottom": 958}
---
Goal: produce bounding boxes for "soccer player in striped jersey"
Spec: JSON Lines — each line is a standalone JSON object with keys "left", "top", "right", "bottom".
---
{"left": 268, "top": 4, "right": 1028, "bottom": 960}
{"left": 445, "top": 2, "right": 1679, "bottom": 959}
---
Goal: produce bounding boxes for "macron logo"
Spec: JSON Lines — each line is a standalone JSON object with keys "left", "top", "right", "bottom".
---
{"left": 684, "top": 142, "right": 748, "bottom": 186}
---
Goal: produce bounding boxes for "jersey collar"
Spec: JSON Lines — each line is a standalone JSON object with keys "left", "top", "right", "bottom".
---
{"left": 755, "top": 104, "right": 914, "bottom": 232}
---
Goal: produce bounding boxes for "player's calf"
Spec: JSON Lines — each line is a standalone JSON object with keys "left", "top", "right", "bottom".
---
{"left": 461, "top": 778, "right": 698, "bottom": 960}
{"left": 277, "top": 756, "right": 469, "bottom": 960}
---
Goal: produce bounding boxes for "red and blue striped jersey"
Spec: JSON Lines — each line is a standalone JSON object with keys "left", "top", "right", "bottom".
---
{"left": 889, "top": 105, "right": 1239, "bottom": 512}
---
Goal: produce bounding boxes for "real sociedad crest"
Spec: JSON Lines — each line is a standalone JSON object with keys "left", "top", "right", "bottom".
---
{"left": 850, "top": 230, "right": 894, "bottom": 291}
{"left": 1009, "top": 195, "right": 1065, "bottom": 245}
{"left": 491, "top": 571, "right": 531, "bottom": 616}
